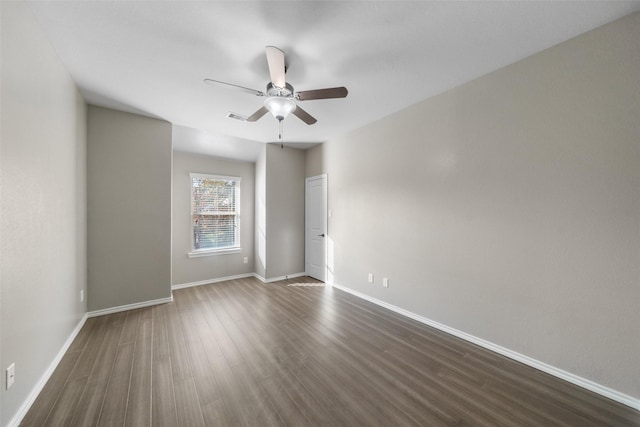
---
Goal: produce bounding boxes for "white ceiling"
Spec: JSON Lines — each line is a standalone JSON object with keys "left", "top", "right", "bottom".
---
{"left": 27, "top": 1, "right": 640, "bottom": 161}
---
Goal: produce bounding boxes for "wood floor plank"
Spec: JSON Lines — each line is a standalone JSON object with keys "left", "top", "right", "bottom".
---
{"left": 119, "top": 308, "right": 142, "bottom": 344}
{"left": 22, "top": 277, "right": 640, "bottom": 427}
{"left": 164, "top": 302, "right": 192, "bottom": 382}
{"left": 205, "top": 356, "right": 248, "bottom": 426}
{"left": 198, "top": 295, "right": 244, "bottom": 366}
{"left": 67, "top": 315, "right": 109, "bottom": 381}
{"left": 151, "top": 357, "right": 178, "bottom": 427}
{"left": 290, "top": 360, "right": 371, "bottom": 427}
{"left": 65, "top": 317, "right": 125, "bottom": 427}
{"left": 40, "top": 377, "right": 88, "bottom": 427}
{"left": 88, "top": 316, "right": 125, "bottom": 383}
{"left": 66, "top": 316, "right": 98, "bottom": 353}
{"left": 19, "top": 350, "right": 82, "bottom": 427}
{"left": 296, "top": 352, "right": 394, "bottom": 426}
{"left": 174, "top": 378, "right": 205, "bottom": 427}
{"left": 178, "top": 309, "right": 222, "bottom": 406}
{"left": 201, "top": 398, "right": 236, "bottom": 427}
{"left": 151, "top": 304, "right": 171, "bottom": 361}
{"left": 263, "top": 367, "right": 335, "bottom": 426}
{"left": 260, "top": 371, "right": 312, "bottom": 426}
{"left": 187, "top": 302, "right": 224, "bottom": 361}
{"left": 97, "top": 341, "right": 135, "bottom": 427}
{"left": 227, "top": 359, "right": 283, "bottom": 424}
{"left": 125, "top": 315, "right": 153, "bottom": 427}
{"left": 67, "top": 379, "right": 110, "bottom": 427}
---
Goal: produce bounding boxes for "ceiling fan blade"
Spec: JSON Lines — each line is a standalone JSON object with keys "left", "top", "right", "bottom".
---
{"left": 246, "top": 106, "right": 269, "bottom": 122}
{"left": 204, "top": 79, "right": 265, "bottom": 96}
{"left": 296, "top": 86, "right": 348, "bottom": 101}
{"left": 265, "top": 46, "right": 286, "bottom": 89}
{"left": 292, "top": 105, "right": 317, "bottom": 125}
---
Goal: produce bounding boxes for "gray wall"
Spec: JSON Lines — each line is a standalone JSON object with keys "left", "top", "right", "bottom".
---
{"left": 87, "top": 106, "right": 172, "bottom": 311}
{"left": 172, "top": 151, "right": 255, "bottom": 285}
{"left": 305, "top": 144, "right": 324, "bottom": 178}
{"left": 1, "top": 2, "right": 87, "bottom": 425}
{"left": 254, "top": 146, "right": 267, "bottom": 278}
{"left": 264, "top": 145, "right": 306, "bottom": 279}
{"left": 321, "top": 12, "right": 640, "bottom": 399}
{"left": 254, "top": 145, "right": 306, "bottom": 280}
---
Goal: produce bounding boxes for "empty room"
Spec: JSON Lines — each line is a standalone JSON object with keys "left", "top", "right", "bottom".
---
{"left": 1, "top": 1, "right": 639, "bottom": 426}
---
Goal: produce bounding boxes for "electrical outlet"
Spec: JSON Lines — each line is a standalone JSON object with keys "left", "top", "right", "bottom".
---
{"left": 368, "top": 273, "right": 374, "bottom": 283}
{"left": 6, "top": 363, "right": 15, "bottom": 390}
{"left": 80, "top": 289, "right": 84, "bottom": 302}
{"left": 243, "top": 257, "right": 248, "bottom": 264}
{"left": 383, "top": 278, "right": 389, "bottom": 288}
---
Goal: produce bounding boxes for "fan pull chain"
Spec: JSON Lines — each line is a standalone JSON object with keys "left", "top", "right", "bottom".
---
{"left": 278, "top": 119, "right": 284, "bottom": 141}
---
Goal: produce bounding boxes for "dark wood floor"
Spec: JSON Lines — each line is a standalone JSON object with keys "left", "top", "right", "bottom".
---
{"left": 22, "top": 277, "right": 639, "bottom": 426}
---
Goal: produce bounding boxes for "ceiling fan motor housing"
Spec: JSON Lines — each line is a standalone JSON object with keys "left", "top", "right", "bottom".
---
{"left": 266, "top": 82, "right": 294, "bottom": 98}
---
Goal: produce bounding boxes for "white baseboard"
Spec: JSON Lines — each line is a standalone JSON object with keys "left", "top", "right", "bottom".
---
{"left": 254, "top": 272, "right": 307, "bottom": 283}
{"left": 253, "top": 273, "right": 267, "bottom": 283}
{"left": 172, "top": 273, "right": 255, "bottom": 290}
{"left": 173, "top": 272, "right": 307, "bottom": 288}
{"left": 86, "top": 295, "right": 173, "bottom": 318}
{"left": 330, "top": 282, "right": 640, "bottom": 411}
{"left": 7, "top": 313, "right": 88, "bottom": 427}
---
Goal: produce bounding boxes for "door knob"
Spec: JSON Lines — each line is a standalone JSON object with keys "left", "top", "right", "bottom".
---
{"left": 318, "top": 233, "right": 325, "bottom": 237}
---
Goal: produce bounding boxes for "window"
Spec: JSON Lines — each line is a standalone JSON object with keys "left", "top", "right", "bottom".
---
{"left": 190, "top": 173, "right": 240, "bottom": 256}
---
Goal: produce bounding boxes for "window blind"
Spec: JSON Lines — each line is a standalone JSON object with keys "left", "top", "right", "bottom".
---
{"left": 191, "top": 174, "right": 240, "bottom": 251}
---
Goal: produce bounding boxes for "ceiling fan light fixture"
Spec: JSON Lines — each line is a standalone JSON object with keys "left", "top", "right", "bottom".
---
{"left": 264, "top": 96, "right": 296, "bottom": 121}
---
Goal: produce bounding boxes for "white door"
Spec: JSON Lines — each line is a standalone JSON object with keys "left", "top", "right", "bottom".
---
{"left": 305, "top": 175, "right": 327, "bottom": 281}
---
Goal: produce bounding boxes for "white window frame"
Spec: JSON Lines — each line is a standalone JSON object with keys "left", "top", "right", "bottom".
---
{"left": 188, "top": 173, "right": 241, "bottom": 258}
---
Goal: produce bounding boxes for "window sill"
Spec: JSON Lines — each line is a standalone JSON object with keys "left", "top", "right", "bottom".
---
{"left": 188, "top": 247, "right": 242, "bottom": 258}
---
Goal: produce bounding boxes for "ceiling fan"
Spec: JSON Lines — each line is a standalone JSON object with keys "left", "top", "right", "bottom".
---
{"left": 204, "top": 46, "right": 348, "bottom": 137}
